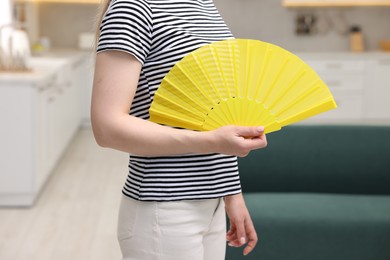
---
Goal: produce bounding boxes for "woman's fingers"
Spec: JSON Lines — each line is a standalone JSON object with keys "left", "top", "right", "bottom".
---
{"left": 243, "top": 218, "right": 258, "bottom": 255}
{"left": 227, "top": 219, "right": 247, "bottom": 247}
{"left": 226, "top": 221, "right": 235, "bottom": 240}
{"left": 234, "top": 217, "right": 247, "bottom": 246}
{"left": 211, "top": 125, "right": 267, "bottom": 157}
{"left": 234, "top": 126, "right": 267, "bottom": 153}
{"left": 227, "top": 222, "right": 239, "bottom": 247}
{"left": 226, "top": 210, "right": 258, "bottom": 254}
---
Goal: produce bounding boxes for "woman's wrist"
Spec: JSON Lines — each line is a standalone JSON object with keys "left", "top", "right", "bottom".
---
{"left": 182, "top": 129, "right": 216, "bottom": 154}
{"left": 175, "top": 124, "right": 267, "bottom": 157}
{"left": 224, "top": 192, "right": 244, "bottom": 203}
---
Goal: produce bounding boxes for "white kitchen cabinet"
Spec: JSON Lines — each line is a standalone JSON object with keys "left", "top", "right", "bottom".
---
{"left": 0, "top": 53, "right": 87, "bottom": 206}
{"left": 34, "top": 78, "right": 52, "bottom": 192}
{"left": 81, "top": 56, "right": 95, "bottom": 127}
{"left": 46, "top": 76, "right": 63, "bottom": 172}
{"left": 0, "top": 84, "right": 36, "bottom": 195}
{"left": 283, "top": 0, "right": 390, "bottom": 7}
{"left": 66, "top": 56, "right": 89, "bottom": 132}
{"left": 14, "top": 0, "right": 100, "bottom": 3}
{"left": 362, "top": 58, "right": 390, "bottom": 120}
{"left": 298, "top": 53, "right": 390, "bottom": 125}
{"left": 303, "top": 58, "right": 364, "bottom": 122}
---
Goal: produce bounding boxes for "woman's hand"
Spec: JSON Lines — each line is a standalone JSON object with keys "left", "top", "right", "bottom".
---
{"left": 207, "top": 125, "right": 267, "bottom": 157}
{"left": 225, "top": 193, "right": 258, "bottom": 256}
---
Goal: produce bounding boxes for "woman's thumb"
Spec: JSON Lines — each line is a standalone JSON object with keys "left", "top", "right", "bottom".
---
{"left": 236, "top": 126, "right": 264, "bottom": 138}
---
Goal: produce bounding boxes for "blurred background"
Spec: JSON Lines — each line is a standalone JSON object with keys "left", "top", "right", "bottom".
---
{"left": 0, "top": 0, "right": 389, "bottom": 260}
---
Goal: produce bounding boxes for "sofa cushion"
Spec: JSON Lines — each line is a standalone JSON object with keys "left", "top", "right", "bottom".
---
{"left": 226, "top": 193, "right": 390, "bottom": 260}
{"left": 238, "top": 125, "right": 390, "bottom": 195}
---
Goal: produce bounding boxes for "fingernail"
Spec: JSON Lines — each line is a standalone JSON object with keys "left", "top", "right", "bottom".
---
{"left": 240, "top": 237, "right": 246, "bottom": 244}
{"left": 257, "top": 126, "right": 264, "bottom": 132}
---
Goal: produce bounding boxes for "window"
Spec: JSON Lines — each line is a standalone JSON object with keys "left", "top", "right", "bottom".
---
{"left": 0, "top": 0, "right": 12, "bottom": 27}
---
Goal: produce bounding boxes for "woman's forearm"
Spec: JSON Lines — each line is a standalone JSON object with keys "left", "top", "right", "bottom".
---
{"left": 92, "top": 111, "right": 267, "bottom": 157}
{"left": 92, "top": 112, "right": 212, "bottom": 156}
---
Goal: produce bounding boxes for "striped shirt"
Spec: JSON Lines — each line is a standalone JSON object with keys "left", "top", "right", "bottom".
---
{"left": 97, "top": 0, "right": 241, "bottom": 201}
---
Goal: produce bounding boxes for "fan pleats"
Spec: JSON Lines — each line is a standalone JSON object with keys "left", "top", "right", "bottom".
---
{"left": 149, "top": 39, "right": 337, "bottom": 133}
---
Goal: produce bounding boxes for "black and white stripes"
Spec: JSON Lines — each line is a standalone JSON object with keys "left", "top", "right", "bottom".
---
{"left": 97, "top": 0, "right": 241, "bottom": 201}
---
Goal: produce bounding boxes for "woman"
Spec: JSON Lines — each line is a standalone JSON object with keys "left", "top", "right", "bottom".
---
{"left": 91, "top": 0, "right": 267, "bottom": 259}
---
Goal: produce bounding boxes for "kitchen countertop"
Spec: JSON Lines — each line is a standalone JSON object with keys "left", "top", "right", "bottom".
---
{"left": 2, "top": 49, "right": 389, "bottom": 86}
{"left": 295, "top": 51, "right": 390, "bottom": 59}
{"left": 0, "top": 49, "right": 92, "bottom": 86}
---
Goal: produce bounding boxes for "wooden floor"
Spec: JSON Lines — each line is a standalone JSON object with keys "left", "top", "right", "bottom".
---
{"left": 0, "top": 128, "right": 128, "bottom": 260}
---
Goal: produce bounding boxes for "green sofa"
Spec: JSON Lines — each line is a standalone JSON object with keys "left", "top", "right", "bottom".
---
{"left": 226, "top": 125, "right": 390, "bottom": 260}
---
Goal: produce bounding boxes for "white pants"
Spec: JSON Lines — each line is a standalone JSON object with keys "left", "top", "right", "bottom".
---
{"left": 117, "top": 195, "right": 226, "bottom": 260}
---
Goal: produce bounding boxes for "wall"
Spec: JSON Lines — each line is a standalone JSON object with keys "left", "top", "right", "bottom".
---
{"left": 214, "top": 0, "right": 390, "bottom": 51}
{"left": 38, "top": 3, "right": 99, "bottom": 49}
{"left": 37, "top": 0, "right": 390, "bottom": 52}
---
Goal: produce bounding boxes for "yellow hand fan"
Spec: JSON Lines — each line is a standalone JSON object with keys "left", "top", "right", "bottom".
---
{"left": 149, "top": 39, "right": 337, "bottom": 134}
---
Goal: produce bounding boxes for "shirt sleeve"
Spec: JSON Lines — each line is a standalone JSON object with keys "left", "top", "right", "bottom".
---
{"left": 96, "top": 0, "right": 153, "bottom": 65}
